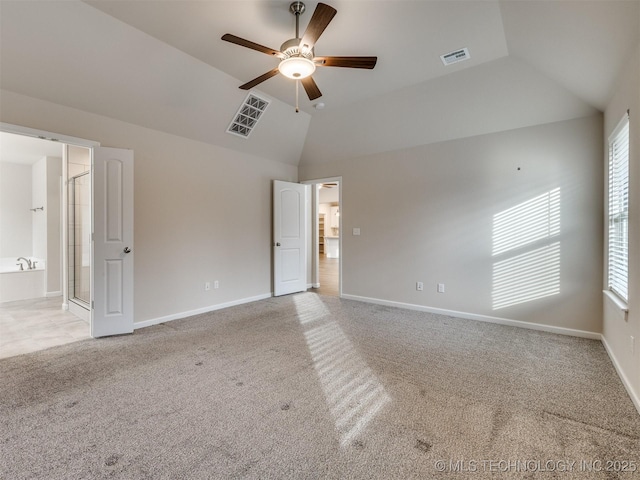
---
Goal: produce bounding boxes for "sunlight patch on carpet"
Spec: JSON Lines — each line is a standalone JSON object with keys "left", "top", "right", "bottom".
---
{"left": 295, "top": 293, "right": 391, "bottom": 447}
{"left": 293, "top": 294, "right": 331, "bottom": 324}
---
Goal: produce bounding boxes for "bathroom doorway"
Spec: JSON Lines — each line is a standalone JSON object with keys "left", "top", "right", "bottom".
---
{"left": 1, "top": 123, "right": 135, "bottom": 341}
{"left": 0, "top": 132, "right": 91, "bottom": 357}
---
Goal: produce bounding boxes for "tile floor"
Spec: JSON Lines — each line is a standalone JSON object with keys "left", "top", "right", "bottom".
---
{"left": 0, "top": 296, "right": 90, "bottom": 359}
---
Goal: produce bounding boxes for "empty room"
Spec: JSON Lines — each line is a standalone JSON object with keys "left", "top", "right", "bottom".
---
{"left": 1, "top": 0, "right": 639, "bottom": 478}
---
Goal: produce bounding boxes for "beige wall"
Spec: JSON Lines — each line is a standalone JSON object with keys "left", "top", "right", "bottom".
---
{"left": 301, "top": 115, "right": 604, "bottom": 334}
{"left": 46, "top": 157, "right": 62, "bottom": 295}
{"left": 0, "top": 90, "right": 297, "bottom": 324}
{"left": 31, "top": 157, "right": 46, "bottom": 261}
{"left": 603, "top": 44, "right": 640, "bottom": 407}
{"left": 35, "top": 156, "right": 63, "bottom": 295}
{"left": 0, "top": 162, "right": 32, "bottom": 258}
{"left": 0, "top": 155, "right": 61, "bottom": 294}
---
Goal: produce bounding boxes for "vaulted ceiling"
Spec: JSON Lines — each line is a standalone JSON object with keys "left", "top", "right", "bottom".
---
{"left": 1, "top": 1, "right": 638, "bottom": 166}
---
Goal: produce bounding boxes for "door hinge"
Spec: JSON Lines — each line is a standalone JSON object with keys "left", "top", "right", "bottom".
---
{"left": 91, "top": 300, "right": 94, "bottom": 309}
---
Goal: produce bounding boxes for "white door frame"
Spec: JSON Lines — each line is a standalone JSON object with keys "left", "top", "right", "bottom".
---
{"left": 301, "top": 176, "right": 342, "bottom": 297}
{"left": 1, "top": 122, "right": 100, "bottom": 321}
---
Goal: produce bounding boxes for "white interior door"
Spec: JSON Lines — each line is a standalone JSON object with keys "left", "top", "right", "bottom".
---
{"left": 274, "top": 180, "right": 308, "bottom": 296}
{"left": 92, "top": 147, "right": 134, "bottom": 337}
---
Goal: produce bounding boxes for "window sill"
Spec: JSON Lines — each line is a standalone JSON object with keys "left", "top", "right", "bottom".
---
{"left": 603, "top": 290, "right": 629, "bottom": 318}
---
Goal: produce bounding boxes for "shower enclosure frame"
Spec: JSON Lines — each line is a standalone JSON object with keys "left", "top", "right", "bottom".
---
{"left": 68, "top": 170, "right": 91, "bottom": 309}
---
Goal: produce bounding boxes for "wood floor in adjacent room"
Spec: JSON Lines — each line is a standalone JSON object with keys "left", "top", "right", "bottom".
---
{"left": 315, "top": 254, "right": 339, "bottom": 296}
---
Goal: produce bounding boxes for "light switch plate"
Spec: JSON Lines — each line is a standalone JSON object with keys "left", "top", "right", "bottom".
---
{"left": 353, "top": 228, "right": 361, "bottom": 236}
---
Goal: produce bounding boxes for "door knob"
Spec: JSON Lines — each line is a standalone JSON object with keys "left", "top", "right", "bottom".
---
{"left": 276, "top": 242, "right": 281, "bottom": 247}
{"left": 123, "top": 247, "right": 131, "bottom": 254}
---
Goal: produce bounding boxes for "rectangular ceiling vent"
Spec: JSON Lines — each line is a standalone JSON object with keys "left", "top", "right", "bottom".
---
{"left": 227, "top": 93, "right": 270, "bottom": 138}
{"left": 440, "top": 47, "right": 470, "bottom": 66}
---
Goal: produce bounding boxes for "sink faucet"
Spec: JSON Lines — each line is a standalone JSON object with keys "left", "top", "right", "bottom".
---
{"left": 17, "top": 257, "right": 32, "bottom": 270}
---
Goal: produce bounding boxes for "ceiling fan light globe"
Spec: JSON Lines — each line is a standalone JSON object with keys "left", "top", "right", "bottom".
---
{"left": 278, "top": 57, "right": 316, "bottom": 80}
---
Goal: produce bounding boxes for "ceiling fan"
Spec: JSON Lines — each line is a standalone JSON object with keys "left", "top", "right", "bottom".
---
{"left": 222, "top": 1, "right": 377, "bottom": 111}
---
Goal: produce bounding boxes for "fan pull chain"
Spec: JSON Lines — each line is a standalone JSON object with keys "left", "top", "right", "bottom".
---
{"left": 295, "top": 80, "right": 300, "bottom": 113}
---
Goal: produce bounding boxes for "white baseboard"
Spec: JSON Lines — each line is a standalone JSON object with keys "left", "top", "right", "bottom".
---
{"left": 134, "top": 293, "right": 272, "bottom": 330}
{"left": 45, "top": 291, "right": 62, "bottom": 298}
{"left": 312, "top": 283, "right": 320, "bottom": 288}
{"left": 340, "top": 294, "right": 601, "bottom": 340}
{"left": 601, "top": 336, "right": 640, "bottom": 415}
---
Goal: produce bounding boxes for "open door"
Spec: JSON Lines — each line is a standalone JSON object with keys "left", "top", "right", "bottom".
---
{"left": 274, "top": 180, "right": 308, "bottom": 296}
{"left": 92, "top": 147, "right": 134, "bottom": 337}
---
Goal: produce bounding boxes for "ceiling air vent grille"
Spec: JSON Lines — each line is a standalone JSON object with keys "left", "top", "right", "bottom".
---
{"left": 440, "top": 47, "right": 470, "bottom": 66}
{"left": 227, "top": 93, "right": 270, "bottom": 138}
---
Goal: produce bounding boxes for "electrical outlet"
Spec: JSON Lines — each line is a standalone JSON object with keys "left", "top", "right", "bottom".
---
{"left": 205, "top": 282, "right": 211, "bottom": 291}
{"left": 631, "top": 336, "right": 635, "bottom": 355}
{"left": 214, "top": 280, "right": 219, "bottom": 289}
{"left": 437, "top": 283, "right": 445, "bottom": 293}
{"left": 416, "top": 282, "right": 424, "bottom": 291}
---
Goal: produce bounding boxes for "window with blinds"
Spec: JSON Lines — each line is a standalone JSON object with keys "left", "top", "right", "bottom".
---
{"left": 607, "top": 114, "right": 630, "bottom": 302}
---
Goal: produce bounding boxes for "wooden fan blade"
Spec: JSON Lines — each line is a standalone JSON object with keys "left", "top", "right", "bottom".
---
{"left": 222, "top": 34, "right": 283, "bottom": 58}
{"left": 301, "top": 76, "right": 322, "bottom": 101}
{"left": 314, "top": 56, "right": 378, "bottom": 69}
{"left": 299, "top": 3, "right": 337, "bottom": 51}
{"left": 239, "top": 68, "right": 280, "bottom": 90}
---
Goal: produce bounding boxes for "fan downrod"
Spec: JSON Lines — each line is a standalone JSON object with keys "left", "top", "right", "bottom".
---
{"left": 289, "top": 2, "right": 306, "bottom": 38}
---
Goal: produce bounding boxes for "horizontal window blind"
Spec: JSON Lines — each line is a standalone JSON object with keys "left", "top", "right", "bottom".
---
{"left": 608, "top": 115, "right": 629, "bottom": 302}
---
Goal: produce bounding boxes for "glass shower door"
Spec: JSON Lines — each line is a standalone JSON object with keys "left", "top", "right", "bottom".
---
{"left": 68, "top": 172, "right": 90, "bottom": 306}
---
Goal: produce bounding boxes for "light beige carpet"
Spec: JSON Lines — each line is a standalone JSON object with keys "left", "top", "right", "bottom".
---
{"left": 1, "top": 292, "right": 639, "bottom": 479}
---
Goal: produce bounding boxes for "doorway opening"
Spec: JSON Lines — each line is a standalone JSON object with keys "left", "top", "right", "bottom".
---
{"left": 2, "top": 123, "right": 135, "bottom": 340}
{"left": 305, "top": 178, "right": 341, "bottom": 297}
{"left": 0, "top": 130, "right": 91, "bottom": 356}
